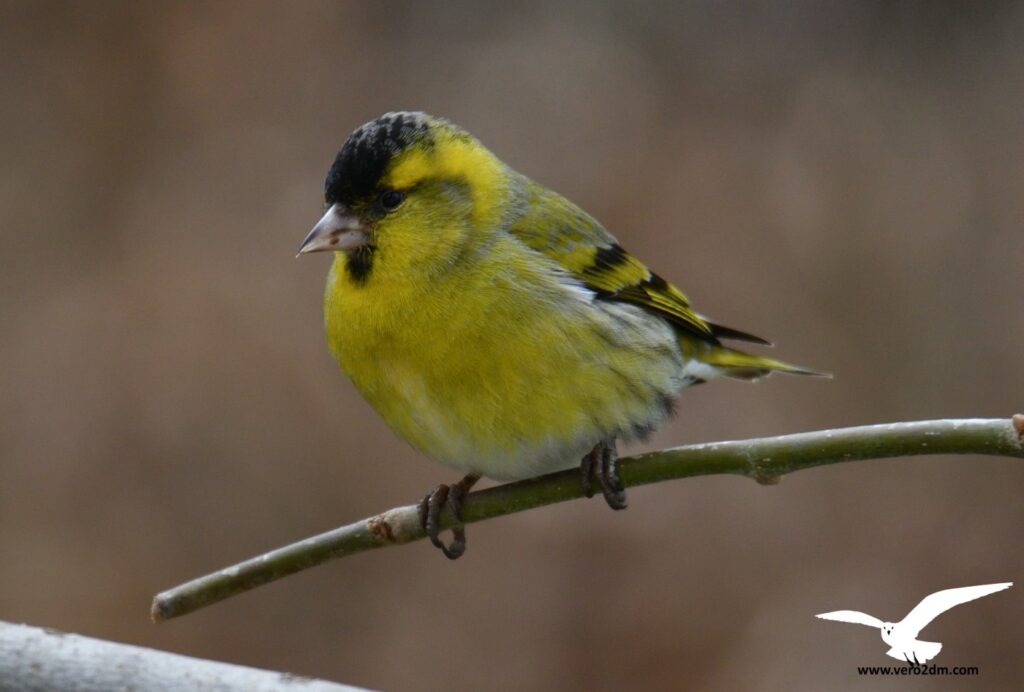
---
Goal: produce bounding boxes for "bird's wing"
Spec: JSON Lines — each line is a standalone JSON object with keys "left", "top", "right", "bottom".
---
{"left": 900, "top": 583, "right": 1012, "bottom": 637}
{"left": 507, "top": 183, "right": 767, "bottom": 344}
{"left": 816, "top": 610, "right": 884, "bottom": 628}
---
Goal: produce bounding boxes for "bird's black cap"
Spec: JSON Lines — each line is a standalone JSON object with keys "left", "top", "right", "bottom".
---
{"left": 324, "top": 112, "right": 433, "bottom": 207}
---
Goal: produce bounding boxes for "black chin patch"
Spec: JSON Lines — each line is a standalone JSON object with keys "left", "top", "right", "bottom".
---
{"left": 345, "top": 244, "right": 375, "bottom": 284}
{"left": 325, "top": 112, "right": 432, "bottom": 207}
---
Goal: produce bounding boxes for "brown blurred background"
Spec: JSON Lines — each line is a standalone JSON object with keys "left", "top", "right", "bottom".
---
{"left": 2, "top": 1, "right": 1023, "bottom": 690}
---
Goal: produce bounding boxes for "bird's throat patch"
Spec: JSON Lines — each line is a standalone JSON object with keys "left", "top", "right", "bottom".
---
{"left": 345, "top": 244, "right": 376, "bottom": 284}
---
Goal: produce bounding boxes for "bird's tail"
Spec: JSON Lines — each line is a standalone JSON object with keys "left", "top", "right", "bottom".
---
{"left": 916, "top": 641, "right": 942, "bottom": 663}
{"left": 694, "top": 343, "right": 829, "bottom": 381}
{"left": 888, "top": 641, "right": 942, "bottom": 664}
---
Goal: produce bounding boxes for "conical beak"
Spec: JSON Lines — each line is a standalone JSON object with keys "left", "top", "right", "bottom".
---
{"left": 297, "top": 204, "right": 369, "bottom": 256}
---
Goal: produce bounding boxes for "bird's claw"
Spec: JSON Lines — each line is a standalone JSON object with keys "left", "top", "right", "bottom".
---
{"left": 580, "top": 440, "right": 627, "bottom": 510}
{"left": 579, "top": 450, "right": 596, "bottom": 498}
{"left": 417, "top": 473, "right": 480, "bottom": 560}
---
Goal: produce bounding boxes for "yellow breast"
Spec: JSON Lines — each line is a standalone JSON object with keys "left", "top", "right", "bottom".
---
{"left": 323, "top": 237, "right": 684, "bottom": 479}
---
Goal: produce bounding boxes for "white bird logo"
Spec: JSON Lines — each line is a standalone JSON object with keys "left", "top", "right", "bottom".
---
{"left": 816, "top": 582, "right": 1012, "bottom": 664}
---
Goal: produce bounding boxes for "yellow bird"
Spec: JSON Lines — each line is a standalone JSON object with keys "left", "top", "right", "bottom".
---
{"left": 299, "top": 112, "right": 823, "bottom": 558}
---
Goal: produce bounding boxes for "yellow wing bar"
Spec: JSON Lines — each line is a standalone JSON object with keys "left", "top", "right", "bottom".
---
{"left": 579, "top": 243, "right": 715, "bottom": 341}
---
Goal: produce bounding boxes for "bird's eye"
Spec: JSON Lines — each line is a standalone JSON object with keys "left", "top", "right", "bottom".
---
{"left": 380, "top": 189, "right": 405, "bottom": 211}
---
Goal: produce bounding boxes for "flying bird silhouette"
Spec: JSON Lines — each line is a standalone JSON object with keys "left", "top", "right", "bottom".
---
{"left": 816, "top": 582, "right": 1012, "bottom": 664}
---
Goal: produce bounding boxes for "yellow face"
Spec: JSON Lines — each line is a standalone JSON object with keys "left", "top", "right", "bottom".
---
{"left": 300, "top": 113, "right": 509, "bottom": 289}
{"left": 370, "top": 133, "right": 506, "bottom": 283}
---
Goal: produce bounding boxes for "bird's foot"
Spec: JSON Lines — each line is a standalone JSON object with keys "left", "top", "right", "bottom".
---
{"left": 580, "top": 440, "right": 627, "bottom": 510}
{"left": 417, "top": 473, "right": 481, "bottom": 560}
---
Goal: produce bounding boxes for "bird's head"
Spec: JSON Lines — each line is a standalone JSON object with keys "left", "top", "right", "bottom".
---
{"left": 881, "top": 623, "right": 895, "bottom": 637}
{"left": 298, "top": 112, "right": 508, "bottom": 285}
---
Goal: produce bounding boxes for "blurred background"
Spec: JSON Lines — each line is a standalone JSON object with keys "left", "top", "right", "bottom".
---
{"left": 2, "top": 1, "right": 1022, "bottom": 690}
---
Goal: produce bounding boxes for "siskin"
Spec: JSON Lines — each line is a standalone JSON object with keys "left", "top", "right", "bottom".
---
{"left": 299, "top": 112, "right": 823, "bottom": 558}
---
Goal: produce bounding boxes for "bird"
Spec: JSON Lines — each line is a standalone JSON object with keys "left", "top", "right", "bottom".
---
{"left": 298, "top": 112, "right": 824, "bottom": 559}
{"left": 816, "top": 582, "right": 1012, "bottom": 664}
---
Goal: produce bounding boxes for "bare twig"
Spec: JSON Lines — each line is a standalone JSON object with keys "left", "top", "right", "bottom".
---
{"left": 153, "top": 416, "right": 1024, "bottom": 623}
{"left": 0, "top": 621, "right": 367, "bottom": 691}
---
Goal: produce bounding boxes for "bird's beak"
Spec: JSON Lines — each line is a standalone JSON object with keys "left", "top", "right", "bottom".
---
{"left": 297, "top": 204, "right": 370, "bottom": 256}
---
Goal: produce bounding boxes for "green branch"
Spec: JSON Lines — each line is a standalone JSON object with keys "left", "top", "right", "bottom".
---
{"left": 152, "top": 416, "right": 1024, "bottom": 623}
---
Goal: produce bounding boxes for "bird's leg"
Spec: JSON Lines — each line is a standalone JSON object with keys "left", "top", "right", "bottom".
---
{"left": 580, "top": 440, "right": 627, "bottom": 510}
{"left": 579, "top": 446, "right": 597, "bottom": 498}
{"left": 417, "top": 472, "right": 481, "bottom": 560}
{"left": 600, "top": 442, "right": 627, "bottom": 509}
